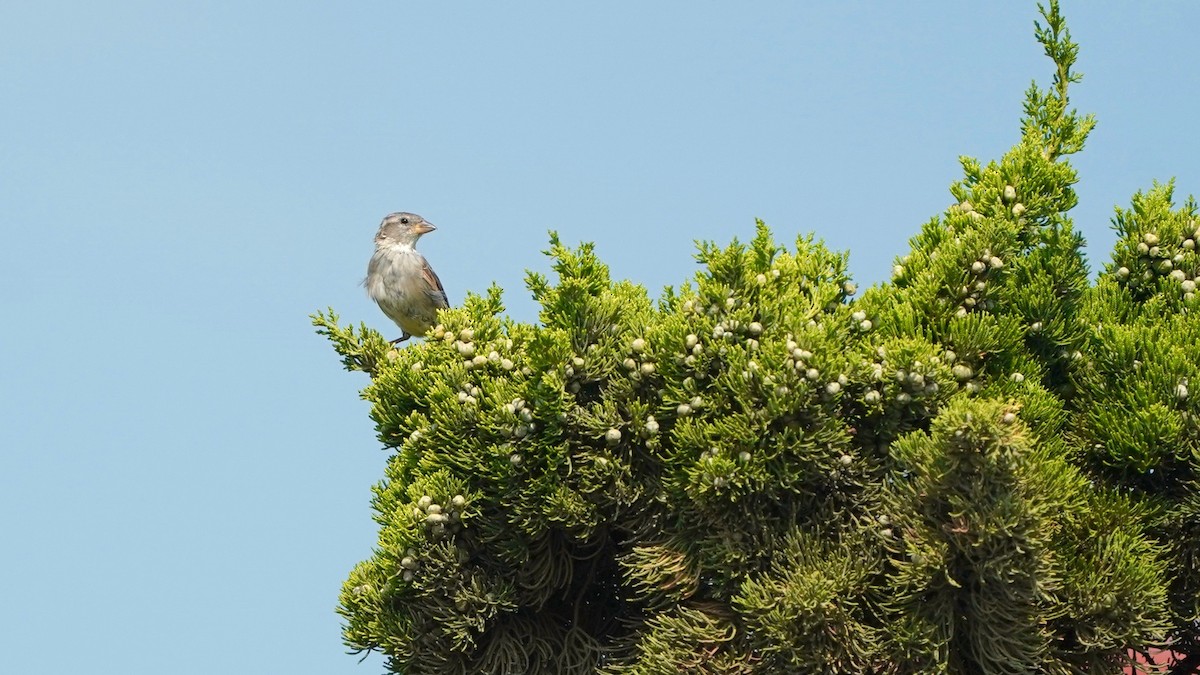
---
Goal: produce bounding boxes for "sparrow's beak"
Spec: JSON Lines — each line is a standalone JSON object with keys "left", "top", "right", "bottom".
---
{"left": 416, "top": 222, "right": 437, "bottom": 235}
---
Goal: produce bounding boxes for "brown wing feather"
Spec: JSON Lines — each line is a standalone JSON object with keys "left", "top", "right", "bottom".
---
{"left": 422, "top": 258, "right": 450, "bottom": 308}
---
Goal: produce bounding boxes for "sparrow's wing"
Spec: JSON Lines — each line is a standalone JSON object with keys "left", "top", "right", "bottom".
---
{"left": 422, "top": 257, "right": 450, "bottom": 308}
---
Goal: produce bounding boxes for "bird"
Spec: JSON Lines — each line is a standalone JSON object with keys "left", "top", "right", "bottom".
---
{"left": 364, "top": 212, "right": 449, "bottom": 344}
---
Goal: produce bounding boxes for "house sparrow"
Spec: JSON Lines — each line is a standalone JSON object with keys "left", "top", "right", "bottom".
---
{"left": 364, "top": 212, "right": 449, "bottom": 344}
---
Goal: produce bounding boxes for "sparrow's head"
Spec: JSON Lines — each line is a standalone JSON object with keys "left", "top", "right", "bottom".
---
{"left": 375, "top": 212, "right": 436, "bottom": 246}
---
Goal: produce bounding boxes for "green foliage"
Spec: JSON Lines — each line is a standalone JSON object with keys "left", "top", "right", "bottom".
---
{"left": 1071, "top": 182, "right": 1200, "bottom": 656}
{"left": 315, "top": 2, "right": 1196, "bottom": 672}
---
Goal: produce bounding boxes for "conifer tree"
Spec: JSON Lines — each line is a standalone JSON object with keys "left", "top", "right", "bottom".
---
{"left": 314, "top": 3, "right": 1196, "bottom": 672}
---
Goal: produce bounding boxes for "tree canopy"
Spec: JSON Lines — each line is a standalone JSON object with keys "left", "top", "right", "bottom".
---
{"left": 315, "top": 3, "right": 1199, "bottom": 672}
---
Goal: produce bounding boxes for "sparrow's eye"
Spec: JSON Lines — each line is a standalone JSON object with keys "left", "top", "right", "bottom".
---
{"left": 400, "top": 217, "right": 409, "bottom": 225}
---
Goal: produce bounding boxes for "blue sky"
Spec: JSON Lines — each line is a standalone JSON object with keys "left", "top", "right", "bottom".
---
{"left": 2, "top": 2, "right": 1197, "bottom": 673}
